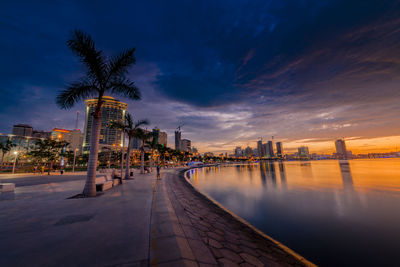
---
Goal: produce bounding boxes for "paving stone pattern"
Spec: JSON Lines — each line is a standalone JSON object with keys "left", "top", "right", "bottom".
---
{"left": 163, "top": 169, "right": 314, "bottom": 267}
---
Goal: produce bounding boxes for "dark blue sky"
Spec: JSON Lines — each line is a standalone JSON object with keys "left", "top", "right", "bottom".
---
{"left": 1, "top": 0, "right": 399, "bottom": 153}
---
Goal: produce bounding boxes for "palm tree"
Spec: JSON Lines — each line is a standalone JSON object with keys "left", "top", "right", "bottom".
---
{"left": 133, "top": 128, "right": 153, "bottom": 174}
{"left": 56, "top": 30, "right": 141, "bottom": 197}
{"left": 146, "top": 132, "right": 158, "bottom": 172}
{"left": 0, "top": 139, "right": 15, "bottom": 167}
{"left": 109, "top": 113, "right": 148, "bottom": 179}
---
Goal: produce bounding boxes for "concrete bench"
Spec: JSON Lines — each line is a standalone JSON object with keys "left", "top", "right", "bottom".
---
{"left": 0, "top": 183, "right": 15, "bottom": 192}
{"left": 95, "top": 177, "right": 113, "bottom": 192}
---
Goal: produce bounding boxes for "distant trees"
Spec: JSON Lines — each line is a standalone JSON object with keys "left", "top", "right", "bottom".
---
{"left": 56, "top": 30, "right": 141, "bottom": 197}
{"left": 28, "top": 139, "right": 68, "bottom": 174}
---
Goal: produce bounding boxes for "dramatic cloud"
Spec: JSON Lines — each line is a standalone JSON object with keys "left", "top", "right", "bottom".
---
{"left": 0, "top": 0, "right": 399, "bottom": 153}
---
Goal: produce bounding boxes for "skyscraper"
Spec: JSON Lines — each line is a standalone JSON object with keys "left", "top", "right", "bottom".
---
{"left": 262, "top": 143, "right": 269, "bottom": 157}
{"left": 257, "top": 140, "right": 264, "bottom": 158}
{"left": 276, "top": 142, "right": 283, "bottom": 157}
{"left": 268, "top": 141, "right": 274, "bottom": 157}
{"left": 174, "top": 130, "right": 181, "bottom": 150}
{"left": 83, "top": 96, "right": 127, "bottom": 152}
{"left": 335, "top": 139, "right": 347, "bottom": 159}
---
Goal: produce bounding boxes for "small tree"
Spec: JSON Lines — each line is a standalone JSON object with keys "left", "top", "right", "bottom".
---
{"left": 0, "top": 139, "right": 16, "bottom": 167}
{"left": 109, "top": 113, "right": 148, "bottom": 179}
{"left": 133, "top": 128, "right": 153, "bottom": 174}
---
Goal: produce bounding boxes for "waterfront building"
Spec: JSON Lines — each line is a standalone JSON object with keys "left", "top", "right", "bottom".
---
{"left": 298, "top": 146, "right": 310, "bottom": 159}
{"left": 257, "top": 140, "right": 264, "bottom": 158}
{"left": 83, "top": 96, "right": 127, "bottom": 152}
{"left": 180, "top": 139, "right": 191, "bottom": 152}
{"left": 268, "top": 141, "right": 274, "bottom": 157}
{"left": 175, "top": 130, "right": 181, "bottom": 150}
{"left": 335, "top": 139, "right": 348, "bottom": 159}
{"left": 12, "top": 124, "right": 33, "bottom": 137}
{"left": 52, "top": 128, "right": 83, "bottom": 154}
{"left": 262, "top": 143, "right": 270, "bottom": 157}
{"left": 276, "top": 142, "right": 283, "bottom": 157}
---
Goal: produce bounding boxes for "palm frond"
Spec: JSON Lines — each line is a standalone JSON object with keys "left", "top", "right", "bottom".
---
{"left": 110, "top": 79, "right": 141, "bottom": 100}
{"left": 108, "top": 121, "right": 126, "bottom": 130}
{"left": 56, "top": 80, "right": 97, "bottom": 109}
{"left": 135, "top": 119, "right": 149, "bottom": 128}
{"left": 67, "top": 29, "right": 107, "bottom": 86}
{"left": 107, "top": 48, "right": 136, "bottom": 80}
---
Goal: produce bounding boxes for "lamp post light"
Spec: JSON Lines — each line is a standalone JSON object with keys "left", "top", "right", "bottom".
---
{"left": 12, "top": 151, "right": 18, "bottom": 174}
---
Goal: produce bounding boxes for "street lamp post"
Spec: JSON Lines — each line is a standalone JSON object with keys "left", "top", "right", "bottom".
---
{"left": 12, "top": 151, "right": 18, "bottom": 174}
{"left": 120, "top": 131, "right": 125, "bottom": 181}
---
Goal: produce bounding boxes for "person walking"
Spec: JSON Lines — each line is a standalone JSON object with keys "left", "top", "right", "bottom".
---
{"left": 156, "top": 164, "right": 161, "bottom": 180}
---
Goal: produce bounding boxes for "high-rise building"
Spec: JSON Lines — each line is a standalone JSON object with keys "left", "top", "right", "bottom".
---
{"left": 52, "top": 128, "right": 84, "bottom": 153}
{"left": 180, "top": 139, "right": 191, "bottom": 152}
{"left": 83, "top": 96, "right": 127, "bottom": 152}
{"left": 234, "top": 146, "right": 242, "bottom": 157}
{"left": 257, "top": 140, "right": 264, "bottom": 158}
{"left": 262, "top": 143, "right": 269, "bottom": 157}
{"left": 175, "top": 130, "right": 181, "bottom": 150}
{"left": 276, "top": 142, "right": 283, "bottom": 157}
{"left": 152, "top": 128, "right": 168, "bottom": 147}
{"left": 268, "top": 141, "right": 274, "bottom": 157}
{"left": 335, "top": 139, "right": 347, "bottom": 159}
{"left": 298, "top": 146, "right": 310, "bottom": 158}
{"left": 12, "top": 124, "right": 33, "bottom": 137}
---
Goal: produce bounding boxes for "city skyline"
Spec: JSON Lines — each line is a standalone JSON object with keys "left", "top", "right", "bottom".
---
{"left": 1, "top": 1, "right": 400, "bottom": 154}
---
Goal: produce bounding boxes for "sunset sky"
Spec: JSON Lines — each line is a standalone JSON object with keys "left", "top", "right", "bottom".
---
{"left": 0, "top": 1, "right": 399, "bottom": 154}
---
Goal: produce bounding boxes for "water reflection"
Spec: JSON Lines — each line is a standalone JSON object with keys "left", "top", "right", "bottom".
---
{"left": 339, "top": 160, "right": 354, "bottom": 191}
{"left": 278, "top": 161, "right": 287, "bottom": 189}
{"left": 188, "top": 159, "right": 400, "bottom": 267}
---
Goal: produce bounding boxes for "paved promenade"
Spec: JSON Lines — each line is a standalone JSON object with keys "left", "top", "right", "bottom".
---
{"left": 0, "top": 168, "right": 314, "bottom": 266}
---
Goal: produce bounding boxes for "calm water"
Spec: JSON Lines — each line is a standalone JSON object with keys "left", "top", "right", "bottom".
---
{"left": 187, "top": 159, "right": 400, "bottom": 267}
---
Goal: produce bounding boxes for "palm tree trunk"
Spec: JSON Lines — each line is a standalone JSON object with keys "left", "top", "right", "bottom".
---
{"left": 83, "top": 114, "right": 101, "bottom": 197}
{"left": 150, "top": 150, "right": 154, "bottom": 172}
{"left": 125, "top": 136, "right": 132, "bottom": 179}
{"left": 140, "top": 147, "right": 145, "bottom": 174}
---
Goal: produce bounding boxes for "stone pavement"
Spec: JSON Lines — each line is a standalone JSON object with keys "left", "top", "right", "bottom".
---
{"left": 0, "top": 170, "right": 154, "bottom": 266}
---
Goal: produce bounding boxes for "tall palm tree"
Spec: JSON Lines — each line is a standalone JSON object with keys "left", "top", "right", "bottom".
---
{"left": 109, "top": 113, "right": 148, "bottom": 179}
{"left": 0, "top": 139, "right": 15, "bottom": 167}
{"left": 133, "top": 128, "right": 153, "bottom": 174}
{"left": 146, "top": 132, "right": 158, "bottom": 172}
{"left": 56, "top": 30, "right": 140, "bottom": 197}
